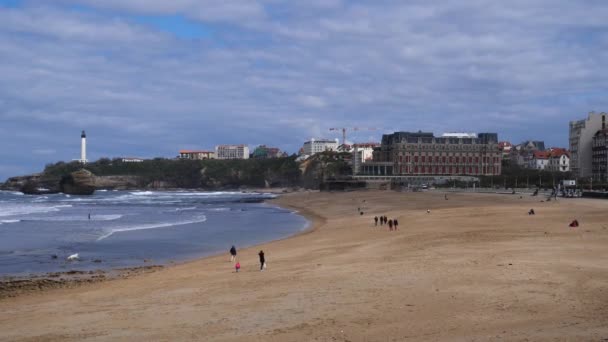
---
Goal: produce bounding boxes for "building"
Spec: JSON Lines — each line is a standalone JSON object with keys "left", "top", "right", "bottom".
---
{"left": 570, "top": 112, "right": 607, "bottom": 178}
{"left": 509, "top": 140, "right": 546, "bottom": 168}
{"left": 179, "top": 150, "right": 215, "bottom": 160}
{"left": 252, "top": 145, "right": 283, "bottom": 159}
{"left": 529, "top": 151, "right": 550, "bottom": 170}
{"left": 78, "top": 130, "right": 88, "bottom": 164}
{"left": 337, "top": 144, "right": 353, "bottom": 153}
{"left": 361, "top": 131, "right": 501, "bottom": 176}
{"left": 498, "top": 141, "right": 512, "bottom": 159}
{"left": 592, "top": 129, "right": 608, "bottom": 182}
{"left": 215, "top": 145, "right": 249, "bottom": 160}
{"left": 353, "top": 143, "right": 380, "bottom": 174}
{"left": 546, "top": 148, "right": 570, "bottom": 173}
{"left": 302, "top": 138, "right": 339, "bottom": 156}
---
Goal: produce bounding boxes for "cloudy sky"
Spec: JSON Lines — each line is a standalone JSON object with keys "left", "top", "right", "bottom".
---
{"left": 1, "top": 0, "right": 608, "bottom": 180}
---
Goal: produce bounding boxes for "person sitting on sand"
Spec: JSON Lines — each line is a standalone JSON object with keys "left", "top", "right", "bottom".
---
{"left": 569, "top": 219, "right": 579, "bottom": 227}
{"left": 528, "top": 209, "right": 535, "bottom": 215}
{"left": 230, "top": 245, "right": 237, "bottom": 262}
{"left": 235, "top": 262, "right": 241, "bottom": 273}
{"left": 259, "top": 250, "right": 266, "bottom": 271}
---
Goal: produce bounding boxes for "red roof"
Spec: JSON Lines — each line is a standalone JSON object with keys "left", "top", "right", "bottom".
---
{"left": 533, "top": 151, "right": 550, "bottom": 159}
{"left": 498, "top": 141, "right": 512, "bottom": 149}
{"left": 549, "top": 148, "right": 570, "bottom": 158}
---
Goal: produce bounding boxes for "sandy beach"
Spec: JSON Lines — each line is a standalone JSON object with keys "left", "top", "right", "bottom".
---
{"left": 1, "top": 190, "right": 608, "bottom": 341}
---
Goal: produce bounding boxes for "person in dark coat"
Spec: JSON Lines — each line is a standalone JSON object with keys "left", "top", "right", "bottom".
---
{"left": 393, "top": 219, "right": 399, "bottom": 230}
{"left": 258, "top": 250, "right": 266, "bottom": 271}
{"left": 388, "top": 219, "right": 393, "bottom": 231}
{"left": 230, "top": 245, "right": 237, "bottom": 262}
{"left": 384, "top": 216, "right": 388, "bottom": 224}
{"left": 374, "top": 216, "right": 378, "bottom": 226}
{"left": 380, "top": 216, "right": 384, "bottom": 225}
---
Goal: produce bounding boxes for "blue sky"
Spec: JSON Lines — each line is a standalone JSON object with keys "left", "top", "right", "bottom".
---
{"left": 1, "top": 0, "right": 608, "bottom": 180}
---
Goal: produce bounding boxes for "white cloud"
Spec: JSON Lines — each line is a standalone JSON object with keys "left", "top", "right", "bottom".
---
{"left": 2, "top": 1, "right": 608, "bottom": 179}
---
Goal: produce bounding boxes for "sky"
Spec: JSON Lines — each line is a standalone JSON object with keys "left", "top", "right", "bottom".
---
{"left": 1, "top": 0, "right": 608, "bottom": 180}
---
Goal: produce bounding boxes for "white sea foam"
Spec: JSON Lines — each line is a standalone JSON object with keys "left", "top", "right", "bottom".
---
{"left": 174, "top": 207, "right": 197, "bottom": 212}
{"left": 97, "top": 215, "right": 207, "bottom": 241}
{"left": 206, "top": 207, "right": 230, "bottom": 212}
{"left": 24, "top": 214, "right": 123, "bottom": 222}
{"left": 0, "top": 204, "right": 72, "bottom": 217}
{"left": 130, "top": 191, "right": 155, "bottom": 196}
{"left": 0, "top": 219, "right": 20, "bottom": 224}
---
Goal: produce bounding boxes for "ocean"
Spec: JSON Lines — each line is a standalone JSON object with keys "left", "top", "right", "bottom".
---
{"left": 0, "top": 190, "right": 308, "bottom": 276}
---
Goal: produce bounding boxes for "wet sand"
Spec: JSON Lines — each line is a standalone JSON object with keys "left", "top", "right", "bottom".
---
{"left": 1, "top": 191, "right": 608, "bottom": 341}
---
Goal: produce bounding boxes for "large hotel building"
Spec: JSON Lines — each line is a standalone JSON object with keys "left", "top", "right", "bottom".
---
{"left": 360, "top": 131, "right": 502, "bottom": 176}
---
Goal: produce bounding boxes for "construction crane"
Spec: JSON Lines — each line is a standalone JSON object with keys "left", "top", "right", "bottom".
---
{"left": 329, "top": 127, "right": 379, "bottom": 145}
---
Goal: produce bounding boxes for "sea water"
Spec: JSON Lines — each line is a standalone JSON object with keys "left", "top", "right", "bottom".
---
{"left": 0, "top": 190, "right": 308, "bottom": 276}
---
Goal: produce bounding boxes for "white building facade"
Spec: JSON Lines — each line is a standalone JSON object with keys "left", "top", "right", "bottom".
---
{"left": 529, "top": 151, "right": 549, "bottom": 170}
{"left": 569, "top": 112, "right": 606, "bottom": 178}
{"left": 353, "top": 143, "right": 379, "bottom": 174}
{"left": 215, "top": 145, "right": 249, "bottom": 159}
{"left": 302, "top": 138, "right": 339, "bottom": 156}
{"left": 547, "top": 149, "right": 570, "bottom": 173}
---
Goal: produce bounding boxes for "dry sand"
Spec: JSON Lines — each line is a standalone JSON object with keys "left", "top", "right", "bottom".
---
{"left": 1, "top": 190, "right": 608, "bottom": 341}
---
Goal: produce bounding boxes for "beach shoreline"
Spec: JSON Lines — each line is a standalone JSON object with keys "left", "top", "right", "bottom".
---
{"left": 0, "top": 194, "right": 318, "bottom": 299}
{"left": 2, "top": 190, "right": 608, "bottom": 341}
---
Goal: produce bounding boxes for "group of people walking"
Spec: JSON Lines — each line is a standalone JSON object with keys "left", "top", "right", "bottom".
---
{"left": 229, "top": 245, "right": 266, "bottom": 273}
{"left": 374, "top": 216, "right": 399, "bottom": 231}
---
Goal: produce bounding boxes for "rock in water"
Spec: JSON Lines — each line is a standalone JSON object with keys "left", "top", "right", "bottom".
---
{"left": 60, "top": 169, "right": 96, "bottom": 195}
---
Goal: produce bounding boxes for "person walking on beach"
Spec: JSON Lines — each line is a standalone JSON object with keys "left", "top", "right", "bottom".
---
{"left": 388, "top": 219, "right": 393, "bottom": 231}
{"left": 230, "top": 245, "right": 237, "bottom": 262}
{"left": 379, "top": 216, "right": 384, "bottom": 226}
{"left": 258, "top": 250, "right": 266, "bottom": 271}
{"left": 394, "top": 219, "right": 399, "bottom": 230}
{"left": 384, "top": 216, "right": 388, "bottom": 225}
{"left": 374, "top": 216, "right": 378, "bottom": 226}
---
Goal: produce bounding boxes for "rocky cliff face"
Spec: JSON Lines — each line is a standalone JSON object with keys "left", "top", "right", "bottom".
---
{"left": 59, "top": 169, "right": 96, "bottom": 195}
{"left": 1, "top": 173, "right": 61, "bottom": 194}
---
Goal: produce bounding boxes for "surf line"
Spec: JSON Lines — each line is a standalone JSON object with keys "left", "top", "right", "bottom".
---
{"left": 96, "top": 215, "right": 207, "bottom": 241}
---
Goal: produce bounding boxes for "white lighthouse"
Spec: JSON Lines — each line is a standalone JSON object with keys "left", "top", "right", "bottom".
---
{"left": 80, "top": 130, "right": 87, "bottom": 164}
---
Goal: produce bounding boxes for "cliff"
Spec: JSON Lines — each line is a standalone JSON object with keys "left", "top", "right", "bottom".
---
{"left": 60, "top": 169, "right": 96, "bottom": 195}
{"left": 2, "top": 154, "right": 354, "bottom": 193}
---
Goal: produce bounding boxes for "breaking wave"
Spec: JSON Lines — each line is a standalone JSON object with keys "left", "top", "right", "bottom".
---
{"left": 96, "top": 215, "right": 207, "bottom": 241}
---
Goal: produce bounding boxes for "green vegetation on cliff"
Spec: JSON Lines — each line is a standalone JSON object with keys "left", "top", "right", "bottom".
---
{"left": 43, "top": 157, "right": 302, "bottom": 189}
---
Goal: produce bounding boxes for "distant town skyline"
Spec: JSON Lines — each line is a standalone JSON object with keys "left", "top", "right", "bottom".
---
{"left": 2, "top": 0, "right": 608, "bottom": 180}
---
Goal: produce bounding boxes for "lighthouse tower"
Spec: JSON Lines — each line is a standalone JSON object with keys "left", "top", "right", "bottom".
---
{"left": 80, "top": 130, "right": 87, "bottom": 164}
